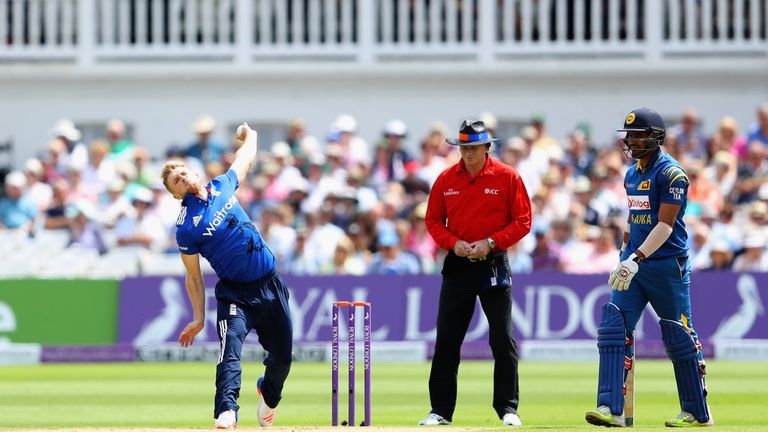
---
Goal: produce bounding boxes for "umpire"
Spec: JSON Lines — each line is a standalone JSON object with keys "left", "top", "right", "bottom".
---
{"left": 419, "top": 120, "right": 531, "bottom": 427}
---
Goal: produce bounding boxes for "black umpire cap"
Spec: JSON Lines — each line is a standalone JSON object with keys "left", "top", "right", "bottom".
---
{"left": 446, "top": 120, "right": 499, "bottom": 146}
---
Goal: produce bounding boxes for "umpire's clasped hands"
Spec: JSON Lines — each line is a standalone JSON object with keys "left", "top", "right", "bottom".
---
{"left": 454, "top": 240, "right": 490, "bottom": 261}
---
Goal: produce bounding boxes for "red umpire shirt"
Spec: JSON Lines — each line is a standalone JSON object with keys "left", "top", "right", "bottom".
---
{"left": 425, "top": 156, "right": 531, "bottom": 251}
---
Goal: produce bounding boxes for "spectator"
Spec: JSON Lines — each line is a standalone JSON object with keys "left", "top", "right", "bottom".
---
{"left": 571, "top": 176, "right": 602, "bottom": 226}
{"left": 185, "top": 115, "right": 226, "bottom": 165}
{"left": 406, "top": 203, "right": 438, "bottom": 273}
{"left": 23, "top": 158, "right": 52, "bottom": 213}
{"left": 347, "top": 221, "right": 374, "bottom": 269}
{"left": 66, "top": 162, "right": 99, "bottom": 204}
{"left": 133, "top": 146, "right": 155, "bottom": 187}
{"left": 83, "top": 139, "right": 116, "bottom": 193}
{"left": 732, "top": 231, "right": 768, "bottom": 272}
{"left": 345, "top": 166, "right": 378, "bottom": 213}
{"left": 305, "top": 206, "right": 346, "bottom": 269}
{"left": 99, "top": 179, "right": 134, "bottom": 228}
{"left": 531, "top": 224, "right": 559, "bottom": 272}
{"left": 536, "top": 168, "right": 571, "bottom": 223}
{"left": 506, "top": 242, "right": 533, "bottom": 273}
{"left": 746, "top": 103, "right": 768, "bottom": 147}
{"left": 42, "top": 138, "right": 68, "bottom": 183}
{"left": 709, "top": 204, "right": 742, "bottom": 251}
{"left": 703, "top": 151, "right": 737, "bottom": 199}
{"left": 148, "top": 179, "right": 181, "bottom": 248}
{"left": 286, "top": 226, "right": 321, "bottom": 275}
{"left": 114, "top": 187, "right": 166, "bottom": 251}
{"left": 560, "top": 226, "right": 618, "bottom": 274}
{"left": 247, "top": 175, "right": 273, "bottom": 227}
{"left": 260, "top": 205, "right": 297, "bottom": 266}
{"left": 564, "top": 127, "right": 596, "bottom": 177}
{"left": 105, "top": 118, "right": 135, "bottom": 161}
{"left": 327, "top": 187, "right": 358, "bottom": 231}
{"left": 530, "top": 114, "right": 563, "bottom": 161}
{"left": 285, "top": 117, "right": 320, "bottom": 176}
{"left": 370, "top": 141, "right": 391, "bottom": 193}
{"left": 718, "top": 116, "right": 748, "bottom": 159}
{"left": 331, "top": 114, "right": 371, "bottom": 168}
{"left": 745, "top": 201, "right": 768, "bottom": 239}
{"left": 43, "top": 179, "right": 72, "bottom": 230}
{"left": 320, "top": 235, "right": 366, "bottom": 275}
{"left": 686, "top": 161, "right": 723, "bottom": 215}
{"left": 733, "top": 141, "right": 768, "bottom": 204}
{"left": 268, "top": 141, "right": 305, "bottom": 202}
{"left": 503, "top": 136, "right": 543, "bottom": 197}
{"left": 324, "top": 143, "right": 349, "bottom": 183}
{"left": 367, "top": 228, "right": 420, "bottom": 275}
{"left": 690, "top": 222, "right": 713, "bottom": 270}
{"left": 702, "top": 240, "right": 734, "bottom": 271}
{"left": 302, "top": 151, "right": 343, "bottom": 214}
{"left": 284, "top": 176, "right": 310, "bottom": 218}
{"left": 66, "top": 200, "right": 108, "bottom": 255}
{"left": 672, "top": 108, "right": 708, "bottom": 161}
{"left": 49, "top": 119, "right": 88, "bottom": 174}
{"left": 416, "top": 135, "right": 447, "bottom": 187}
{"left": 0, "top": 171, "right": 36, "bottom": 233}
{"left": 426, "top": 121, "right": 456, "bottom": 164}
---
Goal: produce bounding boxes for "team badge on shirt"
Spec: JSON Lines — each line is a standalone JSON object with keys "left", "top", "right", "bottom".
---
{"left": 638, "top": 180, "right": 651, "bottom": 190}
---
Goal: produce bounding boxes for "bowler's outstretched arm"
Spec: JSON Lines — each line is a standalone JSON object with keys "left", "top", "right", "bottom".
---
{"left": 229, "top": 123, "right": 259, "bottom": 185}
{"left": 179, "top": 252, "right": 206, "bottom": 347}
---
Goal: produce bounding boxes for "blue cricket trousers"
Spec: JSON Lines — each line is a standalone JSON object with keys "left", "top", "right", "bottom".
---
{"left": 214, "top": 270, "right": 293, "bottom": 418}
{"left": 612, "top": 255, "right": 703, "bottom": 348}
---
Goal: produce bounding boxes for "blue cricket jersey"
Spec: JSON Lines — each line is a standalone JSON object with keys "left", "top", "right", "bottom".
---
{"left": 624, "top": 149, "right": 689, "bottom": 259}
{"left": 176, "top": 169, "right": 276, "bottom": 282}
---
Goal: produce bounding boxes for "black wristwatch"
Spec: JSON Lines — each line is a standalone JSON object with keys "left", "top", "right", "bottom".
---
{"left": 487, "top": 237, "right": 497, "bottom": 250}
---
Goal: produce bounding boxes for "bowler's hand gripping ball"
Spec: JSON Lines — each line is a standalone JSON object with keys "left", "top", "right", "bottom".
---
{"left": 236, "top": 123, "right": 249, "bottom": 141}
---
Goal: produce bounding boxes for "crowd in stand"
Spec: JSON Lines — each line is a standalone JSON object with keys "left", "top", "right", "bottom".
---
{"left": 1, "top": 103, "right": 768, "bottom": 275}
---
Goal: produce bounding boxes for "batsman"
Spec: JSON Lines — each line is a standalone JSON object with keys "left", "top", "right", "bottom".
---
{"left": 585, "top": 108, "right": 713, "bottom": 428}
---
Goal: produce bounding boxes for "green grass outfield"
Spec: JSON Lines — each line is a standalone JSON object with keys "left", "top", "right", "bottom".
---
{"left": 0, "top": 360, "right": 766, "bottom": 430}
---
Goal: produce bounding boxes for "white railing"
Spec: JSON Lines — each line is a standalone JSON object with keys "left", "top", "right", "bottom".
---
{"left": 0, "top": 0, "right": 765, "bottom": 64}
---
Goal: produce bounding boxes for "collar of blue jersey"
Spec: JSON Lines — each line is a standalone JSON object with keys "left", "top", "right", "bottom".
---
{"left": 455, "top": 154, "right": 495, "bottom": 177}
{"left": 181, "top": 190, "right": 208, "bottom": 206}
{"left": 635, "top": 148, "right": 662, "bottom": 173}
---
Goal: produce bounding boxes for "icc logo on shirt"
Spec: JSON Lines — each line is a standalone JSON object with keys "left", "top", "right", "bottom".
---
{"left": 484, "top": 188, "right": 499, "bottom": 195}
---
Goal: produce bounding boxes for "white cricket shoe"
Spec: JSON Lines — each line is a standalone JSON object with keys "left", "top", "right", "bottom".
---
{"left": 502, "top": 413, "right": 523, "bottom": 426}
{"left": 585, "top": 405, "right": 625, "bottom": 427}
{"left": 214, "top": 409, "right": 237, "bottom": 430}
{"left": 257, "top": 376, "right": 276, "bottom": 427}
{"left": 418, "top": 413, "right": 451, "bottom": 425}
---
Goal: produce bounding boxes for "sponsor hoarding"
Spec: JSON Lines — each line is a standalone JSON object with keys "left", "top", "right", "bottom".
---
{"left": 118, "top": 273, "right": 768, "bottom": 350}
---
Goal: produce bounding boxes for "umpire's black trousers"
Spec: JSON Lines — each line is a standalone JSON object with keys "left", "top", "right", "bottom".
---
{"left": 428, "top": 251, "right": 520, "bottom": 421}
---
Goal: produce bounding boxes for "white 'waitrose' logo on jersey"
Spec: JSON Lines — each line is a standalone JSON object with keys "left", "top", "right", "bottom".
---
{"left": 628, "top": 195, "right": 651, "bottom": 210}
{"left": 203, "top": 195, "right": 238, "bottom": 236}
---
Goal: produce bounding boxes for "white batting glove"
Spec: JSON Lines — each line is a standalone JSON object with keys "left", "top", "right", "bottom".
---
{"left": 608, "top": 253, "right": 640, "bottom": 291}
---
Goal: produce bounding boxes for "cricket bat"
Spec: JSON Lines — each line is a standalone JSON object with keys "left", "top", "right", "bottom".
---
{"left": 624, "top": 341, "right": 635, "bottom": 427}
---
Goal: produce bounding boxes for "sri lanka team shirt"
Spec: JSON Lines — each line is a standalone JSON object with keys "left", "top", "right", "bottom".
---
{"left": 624, "top": 149, "right": 689, "bottom": 259}
{"left": 176, "top": 169, "right": 275, "bottom": 281}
